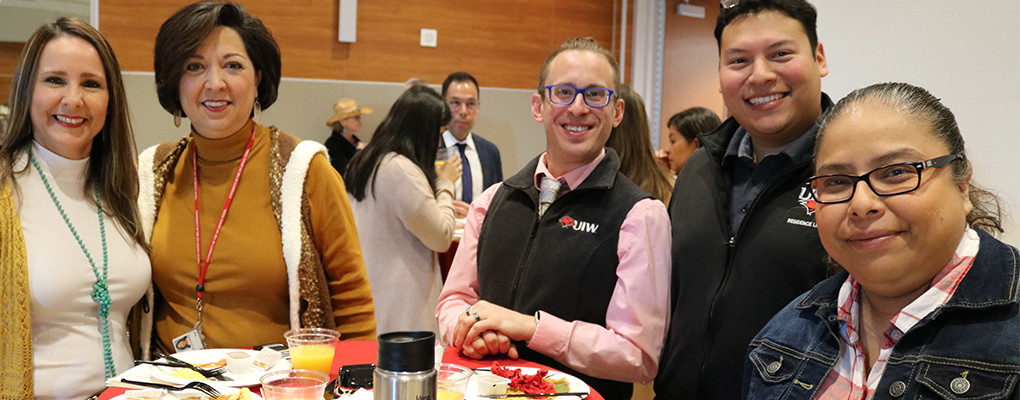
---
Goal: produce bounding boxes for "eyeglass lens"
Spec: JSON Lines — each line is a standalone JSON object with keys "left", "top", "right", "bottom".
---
{"left": 448, "top": 100, "right": 478, "bottom": 110}
{"left": 811, "top": 163, "right": 921, "bottom": 203}
{"left": 547, "top": 85, "right": 612, "bottom": 107}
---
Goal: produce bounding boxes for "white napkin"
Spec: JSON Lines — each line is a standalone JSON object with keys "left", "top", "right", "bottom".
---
{"left": 339, "top": 388, "right": 373, "bottom": 400}
{"left": 106, "top": 363, "right": 159, "bottom": 389}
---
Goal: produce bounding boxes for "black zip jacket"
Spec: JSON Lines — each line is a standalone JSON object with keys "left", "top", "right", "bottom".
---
{"left": 654, "top": 94, "right": 833, "bottom": 400}
{"left": 478, "top": 149, "right": 649, "bottom": 400}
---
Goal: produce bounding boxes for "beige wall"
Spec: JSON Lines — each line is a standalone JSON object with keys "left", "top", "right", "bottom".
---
{"left": 125, "top": 73, "right": 545, "bottom": 176}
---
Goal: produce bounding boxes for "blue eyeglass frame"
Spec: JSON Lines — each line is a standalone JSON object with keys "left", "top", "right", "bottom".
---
{"left": 805, "top": 153, "right": 964, "bottom": 204}
{"left": 544, "top": 85, "right": 616, "bottom": 108}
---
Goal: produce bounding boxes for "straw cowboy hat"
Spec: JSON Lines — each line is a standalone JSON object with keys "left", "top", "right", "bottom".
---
{"left": 326, "top": 99, "right": 373, "bottom": 126}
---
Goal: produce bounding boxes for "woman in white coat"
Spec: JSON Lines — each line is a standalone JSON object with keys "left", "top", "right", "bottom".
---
{"left": 345, "top": 86, "right": 461, "bottom": 334}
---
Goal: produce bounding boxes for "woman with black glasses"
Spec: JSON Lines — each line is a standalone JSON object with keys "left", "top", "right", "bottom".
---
{"left": 743, "top": 83, "right": 1016, "bottom": 399}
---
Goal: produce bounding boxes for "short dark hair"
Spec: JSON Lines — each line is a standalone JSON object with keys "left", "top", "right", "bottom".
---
{"left": 154, "top": 1, "right": 282, "bottom": 116}
{"left": 344, "top": 86, "right": 452, "bottom": 201}
{"left": 715, "top": 0, "right": 819, "bottom": 56}
{"left": 537, "top": 37, "right": 620, "bottom": 98}
{"left": 442, "top": 71, "right": 480, "bottom": 99}
{"left": 668, "top": 107, "right": 722, "bottom": 142}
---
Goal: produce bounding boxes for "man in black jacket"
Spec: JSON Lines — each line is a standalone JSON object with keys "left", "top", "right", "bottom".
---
{"left": 436, "top": 38, "right": 672, "bottom": 400}
{"left": 655, "top": 1, "right": 832, "bottom": 399}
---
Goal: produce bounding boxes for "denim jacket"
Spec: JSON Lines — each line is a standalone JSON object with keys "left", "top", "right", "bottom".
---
{"left": 744, "top": 229, "right": 1020, "bottom": 400}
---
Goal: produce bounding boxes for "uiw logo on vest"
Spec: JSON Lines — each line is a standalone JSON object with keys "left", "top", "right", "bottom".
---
{"left": 560, "top": 216, "right": 598, "bottom": 234}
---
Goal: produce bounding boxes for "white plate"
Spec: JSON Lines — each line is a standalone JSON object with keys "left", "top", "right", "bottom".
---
{"left": 149, "top": 349, "right": 291, "bottom": 387}
{"left": 111, "top": 386, "right": 264, "bottom": 400}
{"left": 465, "top": 367, "right": 589, "bottom": 399}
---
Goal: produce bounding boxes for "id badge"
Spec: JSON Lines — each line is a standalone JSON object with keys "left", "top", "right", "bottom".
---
{"left": 172, "top": 329, "right": 206, "bottom": 352}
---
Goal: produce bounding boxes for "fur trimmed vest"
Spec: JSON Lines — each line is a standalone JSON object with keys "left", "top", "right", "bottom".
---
{"left": 132, "top": 126, "right": 336, "bottom": 359}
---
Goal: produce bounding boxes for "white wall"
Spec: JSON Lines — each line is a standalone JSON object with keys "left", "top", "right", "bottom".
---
{"left": 813, "top": 1, "right": 1020, "bottom": 245}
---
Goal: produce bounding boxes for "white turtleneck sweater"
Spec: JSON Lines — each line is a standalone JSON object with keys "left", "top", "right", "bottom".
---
{"left": 19, "top": 142, "right": 150, "bottom": 399}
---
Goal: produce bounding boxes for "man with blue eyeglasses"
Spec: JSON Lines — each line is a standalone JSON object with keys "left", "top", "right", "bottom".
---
{"left": 435, "top": 37, "right": 671, "bottom": 400}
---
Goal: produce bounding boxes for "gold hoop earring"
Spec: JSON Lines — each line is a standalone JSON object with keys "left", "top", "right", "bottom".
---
{"left": 253, "top": 98, "right": 262, "bottom": 124}
{"left": 173, "top": 110, "right": 182, "bottom": 128}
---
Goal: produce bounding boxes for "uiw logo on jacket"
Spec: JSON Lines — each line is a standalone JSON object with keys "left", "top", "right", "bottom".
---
{"left": 560, "top": 216, "right": 598, "bottom": 234}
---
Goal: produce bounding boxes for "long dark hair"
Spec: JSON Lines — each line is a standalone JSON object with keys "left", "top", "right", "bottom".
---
{"left": 345, "top": 86, "right": 452, "bottom": 201}
{"left": 606, "top": 84, "right": 674, "bottom": 203}
{"left": 1, "top": 17, "right": 147, "bottom": 250}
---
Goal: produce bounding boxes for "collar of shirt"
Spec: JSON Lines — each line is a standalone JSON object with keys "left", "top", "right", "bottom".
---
{"left": 442, "top": 130, "right": 476, "bottom": 150}
{"left": 836, "top": 227, "right": 982, "bottom": 348}
{"left": 533, "top": 149, "right": 606, "bottom": 191}
{"left": 721, "top": 121, "right": 819, "bottom": 168}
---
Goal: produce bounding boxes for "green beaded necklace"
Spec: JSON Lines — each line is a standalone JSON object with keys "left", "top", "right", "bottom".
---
{"left": 30, "top": 154, "right": 115, "bottom": 380}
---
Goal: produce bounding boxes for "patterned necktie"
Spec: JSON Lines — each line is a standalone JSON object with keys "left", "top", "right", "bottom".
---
{"left": 538, "top": 176, "right": 563, "bottom": 216}
{"left": 455, "top": 143, "right": 473, "bottom": 203}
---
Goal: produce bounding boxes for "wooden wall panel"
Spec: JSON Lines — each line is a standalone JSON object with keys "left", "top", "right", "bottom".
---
{"left": 1, "top": 42, "right": 25, "bottom": 104}
{"left": 659, "top": 0, "right": 724, "bottom": 149}
{"left": 96, "top": 0, "right": 619, "bottom": 90}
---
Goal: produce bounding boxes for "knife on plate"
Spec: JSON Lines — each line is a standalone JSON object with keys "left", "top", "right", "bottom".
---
{"left": 475, "top": 393, "right": 589, "bottom": 398}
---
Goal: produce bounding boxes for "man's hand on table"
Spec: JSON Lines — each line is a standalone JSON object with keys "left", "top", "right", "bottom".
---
{"left": 462, "top": 331, "right": 519, "bottom": 359}
{"left": 452, "top": 301, "right": 537, "bottom": 359}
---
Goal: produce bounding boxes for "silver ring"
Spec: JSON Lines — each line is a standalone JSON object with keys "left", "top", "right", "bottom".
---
{"left": 465, "top": 305, "right": 473, "bottom": 316}
{"left": 472, "top": 312, "right": 481, "bottom": 322}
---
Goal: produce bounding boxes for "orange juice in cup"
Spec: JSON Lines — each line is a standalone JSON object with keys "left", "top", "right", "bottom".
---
{"left": 436, "top": 363, "right": 473, "bottom": 400}
{"left": 284, "top": 328, "right": 340, "bottom": 375}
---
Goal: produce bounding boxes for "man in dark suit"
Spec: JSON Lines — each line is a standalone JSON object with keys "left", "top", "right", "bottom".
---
{"left": 442, "top": 71, "right": 503, "bottom": 216}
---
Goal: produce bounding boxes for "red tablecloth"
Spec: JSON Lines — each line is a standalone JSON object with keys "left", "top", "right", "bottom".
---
{"left": 99, "top": 341, "right": 604, "bottom": 400}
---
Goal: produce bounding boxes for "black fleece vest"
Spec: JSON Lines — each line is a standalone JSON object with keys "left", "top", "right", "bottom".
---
{"left": 477, "top": 150, "right": 649, "bottom": 400}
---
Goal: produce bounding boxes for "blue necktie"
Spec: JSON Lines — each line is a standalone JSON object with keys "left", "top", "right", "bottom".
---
{"left": 455, "top": 143, "right": 472, "bottom": 204}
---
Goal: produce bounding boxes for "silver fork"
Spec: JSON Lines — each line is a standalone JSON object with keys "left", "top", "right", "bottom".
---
{"left": 153, "top": 351, "right": 232, "bottom": 381}
{"left": 120, "top": 378, "right": 222, "bottom": 397}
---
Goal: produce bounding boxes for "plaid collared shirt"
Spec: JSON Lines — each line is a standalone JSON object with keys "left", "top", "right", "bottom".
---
{"left": 814, "top": 228, "right": 981, "bottom": 400}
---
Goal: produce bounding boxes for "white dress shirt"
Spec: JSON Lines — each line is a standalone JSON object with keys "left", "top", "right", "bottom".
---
{"left": 442, "top": 130, "right": 484, "bottom": 202}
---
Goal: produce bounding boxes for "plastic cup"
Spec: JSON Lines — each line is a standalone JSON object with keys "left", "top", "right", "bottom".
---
{"left": 226, "top": 351, "right": 252, "bottom": 374}
{"left": 260, "top": 369, "right": 329, "bottom": 400}
{"left": 436, "top": 148, "right": 453, "bottom": 166}
{"left": 436, "top": 363, "right": 473, "bottom": 400}
{"left": 434, "top": 340, "right": 446, "bottom": 364}
{"left": 284, "top": 328, "right": 339, "bottom": 375}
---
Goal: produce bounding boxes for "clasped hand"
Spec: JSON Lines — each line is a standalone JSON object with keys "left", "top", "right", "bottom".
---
{"left": 451, "top": 301, "right": 538, "bottom": 359}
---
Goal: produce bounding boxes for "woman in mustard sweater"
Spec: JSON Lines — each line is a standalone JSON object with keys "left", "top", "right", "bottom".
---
{"left": 136, "top": 1, "right": 376, "bottom": 355}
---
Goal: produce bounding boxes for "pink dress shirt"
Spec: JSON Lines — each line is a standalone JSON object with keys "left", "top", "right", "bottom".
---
{"left": 436, "top": 151, "right": 672, "bottom": 383}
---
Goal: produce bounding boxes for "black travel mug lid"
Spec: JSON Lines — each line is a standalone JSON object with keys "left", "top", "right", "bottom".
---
{"left": 377, "top": 331, "right": 435, "bottom": 372}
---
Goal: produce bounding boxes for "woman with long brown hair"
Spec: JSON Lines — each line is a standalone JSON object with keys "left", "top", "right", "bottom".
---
{"left": 0, "top": 17, "right": 149, "bottom": 398}
{"left": 606, "top": 84, "right": 674, "bottom": 204}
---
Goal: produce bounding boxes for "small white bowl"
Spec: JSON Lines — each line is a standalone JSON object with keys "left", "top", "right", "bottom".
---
{"left": 475, "top": 375, "right": 511, "bottom": 395}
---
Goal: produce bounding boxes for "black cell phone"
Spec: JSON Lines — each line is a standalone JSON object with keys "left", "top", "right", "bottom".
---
{"left": 338, "top": 363, "right": 375, "bottom": 389}
{"left": 252, "top": 343, "right": 288, "bottom": 352}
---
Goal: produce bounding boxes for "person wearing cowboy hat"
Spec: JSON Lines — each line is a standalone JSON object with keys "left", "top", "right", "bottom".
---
{"left": 325, "top": 98, "right": 373, "bottom": 174}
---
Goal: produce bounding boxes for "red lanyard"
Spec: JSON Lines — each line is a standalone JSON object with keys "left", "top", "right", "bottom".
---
{"left": 193, "top": 125, "right": 257, "bottom": 300}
